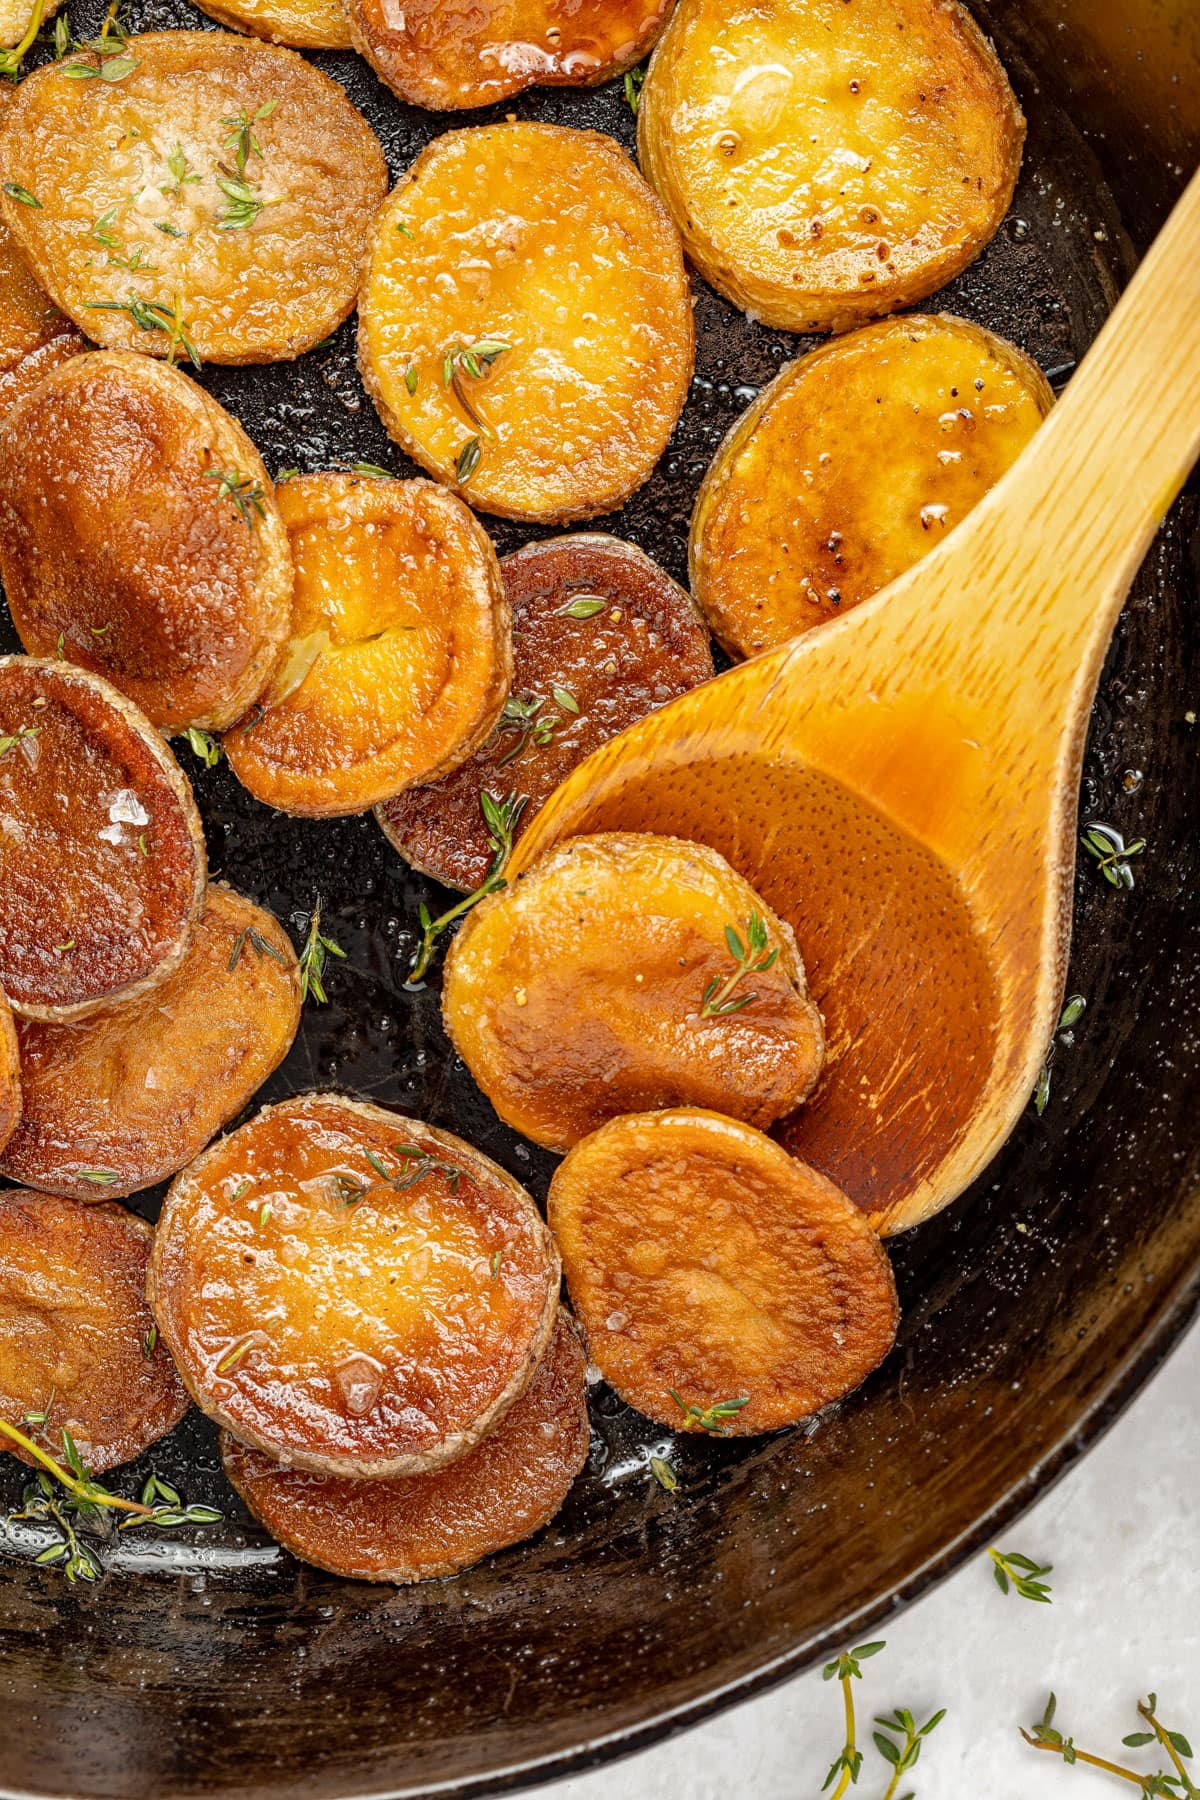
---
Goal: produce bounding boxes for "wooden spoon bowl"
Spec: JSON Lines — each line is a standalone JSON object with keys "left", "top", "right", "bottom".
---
{"left": 512, "top": 170, "right": 1200, "bottom": 1234}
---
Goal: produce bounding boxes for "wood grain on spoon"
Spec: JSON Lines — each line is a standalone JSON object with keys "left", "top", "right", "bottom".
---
{"left": 512, "top": 168, "right": 1200, "bottom": 1235}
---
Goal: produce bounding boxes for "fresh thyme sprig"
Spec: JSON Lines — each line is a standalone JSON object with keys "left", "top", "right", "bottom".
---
{"left": 1034, "top": 992, "right": 1087, "bottom": 1115}
{"left": 1081, "top": 821, "right": 1146, "bottom": 890}
{"left": 443, "top": 337, "right": 510, "bottom": 438}
{"left": 298, "top": 900, "right": 346, "bottom": 1004}
{"left": 85, "top": 292, "right": 200, "bottom": 368}
{"left": 821, "top": 1641, "right": 887, "bottom": 1797}
{"left": 494, "top": 688, "right": 578, "bottom": 766}
{"left": 228, "top": 925, "right": 287, "bottom": 973}
{"left": 624, "top": 65, "right": 645, "bottom": 114}
{"left": 407, "top": 790, "right": 527, "bottom": 984}
{"left": 667, "top": 1390, "right": 750, "bottom": 1435}
{"left": 203, "top": 465, "right": 266, "bottom": 527}
{"left": 221, "top": 100, "right": 277, "bottom": 175}
{"left": 1022, "top": 1693, "right": 1197, "bottom": 1796}
{"left": 0, "top": 1418, "right": 220, "bottom": 1582}
{"left": 873, "top": 1706, "right": 946, "bottom": 1799}
{"left": 182, "top": 726, "right": 222, "bottom": 767}
{"left": 216, "top": 175, "right": 265, "bottom": 232}
{"left": 989, "top": 1545, "right": 1054, "bottom": 1603}
{"left": 701, "top": 912, "right": 779, "bottom": 1017}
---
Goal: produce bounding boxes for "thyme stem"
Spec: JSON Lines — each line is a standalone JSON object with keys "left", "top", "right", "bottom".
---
{"left": 407, "top": 791, "right": 526, "bottom": 985}
{"left": 1021, "top": 1734, "right": 1146, "bottom": 1785}
{"left": 828, "top": 1675, "right": 858, "bottom": 1800}
{"left": 0, "top": 1417, "right": 151, "bottom": 1517}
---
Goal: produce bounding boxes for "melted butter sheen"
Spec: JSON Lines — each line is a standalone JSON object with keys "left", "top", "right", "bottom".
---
{"left": 152, "top": 1096, "right": 557, "bottom": 1469}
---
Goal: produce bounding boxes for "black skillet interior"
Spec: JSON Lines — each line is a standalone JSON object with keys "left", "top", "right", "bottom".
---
{"left": 0, "top": 1, "right": 1197, "bottom": 1795}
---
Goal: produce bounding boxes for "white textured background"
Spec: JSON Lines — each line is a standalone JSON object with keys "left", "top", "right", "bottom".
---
{"left": 540, "top": 1322, "right": 1199, "bottom": 1800}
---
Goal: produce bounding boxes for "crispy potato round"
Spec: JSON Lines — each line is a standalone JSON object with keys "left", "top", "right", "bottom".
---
{"left": 358, "top": 123, "right": 694, "bottom": 523}
{"left": 223, "top": 474, "right": 511, "bottom": 818}
{"left": 550, "top": 1109, "right": 899, "bottom": 1433}
{"left": 0, "top": 658, "right": 206, "bottom": 1022}
{"left": 0, "top": 32, "right": 388, "bottom": 365}
{"left": 378, "top": 533, "right": 713, "bottom": 892}
{"left": 0, "top": 1192, "right": 189, "bottom": 1474}
{"left": 690, "top": 315, "right": 1053, "bottom": 657}
{"left": 0, "top": 885, "right": 301, "bottom": 1202}
{"left": 149, "top": 1095, "right": 560, "bottom": 1477}
{"left": 443, "top": 832, "right": 824, "bottom": 1152}
{"left": 350, "top": 0, "right": 671, "bottom": 110}
{"left": 0, "top": 352, "right": 293, "bottom": 733}
{"left": 222, "top": 1310, "right": 588, "bottom": 1582}
{"left": 0, "top": 0, "right": 60, "bottom": 50}
{"left": 195, "top": 0, "right": 351, "bottom": 49}
{"left": 0, "top": 88, "right": 84, "bottom": 420}
{"left": 637, "top": 0, "right": 1024, "bottom": 333}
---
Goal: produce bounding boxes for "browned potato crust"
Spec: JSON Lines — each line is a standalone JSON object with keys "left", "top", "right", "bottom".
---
{"left": 550, "top": 1109, "right": 899, "bottom": 1433}
{"left": 0, "top": 33, "right": 388, "bottom": 365}
{"left": 223, "top": 474, "right": 511, "bottom": 818}
{"left": 0, "top": 885, "right": 301, "bottom": 1201}
{"left": 0, "top": 984, "right": 19, "bottom": 1156}
{"left": 358, "top": 124, "right": 694, "bottom": 523}
{"left": 690, "top": 315, "right": 1053, "bottom": 657}
{"left": 638, "top": 0, "right": 1024, "bottom": 332}
{"left": 0, "top": 88, "right": 84, "bottom": 420}
{"left": 222, "top": 1311, "right": 588, "bottom": 1582}
{"left": 350, "top": 0, "right": 671, "bottom": 110}
{"left": 149, "top": 1094, "right": 560, "bottom": 1477}
{"left": 195, "top": 0, "right": 351, "bottom": 49}
{"left": 443, "top": 832, "right": 824, "bottom": 1152}
{"left": 0, "top": 1192, "right": 189, "bottom": 1474}
{"left": 0, "top": 352, "right": 294, "bottom": 733}
{"left": 0, "top": 658, "right": 206, "bottom": 1022}
{"left": 378, "top": 533, "right": 713, "bottom": 892}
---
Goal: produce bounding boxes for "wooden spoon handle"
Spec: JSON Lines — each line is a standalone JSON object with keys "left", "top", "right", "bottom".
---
{"left": 974, "top": 166, "right": 1200, "bottom": 642}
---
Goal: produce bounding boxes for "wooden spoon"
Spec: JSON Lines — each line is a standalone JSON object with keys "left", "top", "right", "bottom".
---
{"left": 510, "top": 168, "right": 1200, "bottom": 1236}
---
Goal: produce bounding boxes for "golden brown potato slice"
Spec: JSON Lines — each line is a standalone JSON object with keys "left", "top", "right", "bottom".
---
{"left": 691, "top": 315, "right": 1053, "bottom": 658}
{"left": 358, "top": 123, "right": 693, "bottom": 523}
{"left": 638, "top": 0, "right": 1024, "bottom": 332}
{"left": 350, "top": 0, "right": 671, "bottom": 110}
{"left": 222, "top": 1310, "right": 588, "bottom": 1582}
{"left": 0, "top": 658, "right": 206, "bottom": 1022}
{"left": 0, "top": 0, "right": 61, "bottom": 51}
{"left": 443, "top": 832, "right": 824, "bottom": 1152}
{"left": 0, "top": 32, "right": 388, "bottom": 365}
{"left": 0, "top": 87, "right": 84, "bottom": 420}
{"left": 0, "top": 352, "right": 294, "bottom": 733}
{"left": 149, "top": 1094, "right": 560, "bottom": 1477}
{"left": 195, "top": 0, "right": 351, "bottom": 50}
{"left": 378, "top": 533, "right": 713, "bottom": 892}
{"left": 0, "top": 1192, "right": 189, "bottom": 1474}
{"left": 550, "top": 1109, "right": 899, "bottom": 1434}
{"left": 0, "top": 886, "right": 300, "bottom": 1201}
{"left": 223, "top": 474, "right": 511, "bottom": 818}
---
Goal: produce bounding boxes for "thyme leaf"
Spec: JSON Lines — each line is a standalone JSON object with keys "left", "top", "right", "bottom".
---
{"left": 667, "top": 1390, "right": 750, "bottom": 1435}
{"left": 455, "top": 436, "right": 481, "bottom": 483}
{"left": 298, "top": 900, "right": 346, "bottom": 1004}
{"left": 3, "top": 183, "right": 41, "bottom": 208}
{"left": 700, "top": 912, "right": 779, "bottom": 1018}
{"left": 406, "top": 790, "right": 527, "bottom": 984}
{"left": 624, "top": 65, "right": 645, "bottom": 114}
{"left": 203, "top": 464, "right": 266, "bottom": 527}
{"left": 0, "top": 724, "right": 39, "bottom": 759}
{"left": 228, "top": 925, "right": 287, "bottom": 972}
{"left": 182, "top": 726, "right": 223, "bottom": 767}
{"left": 1081, "top": 821, "right": 1146, "bottom": 890}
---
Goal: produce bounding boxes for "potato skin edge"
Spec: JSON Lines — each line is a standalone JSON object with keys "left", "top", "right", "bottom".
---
{"left": 148, "top": 1092, "right": 561, "bottom": 1478}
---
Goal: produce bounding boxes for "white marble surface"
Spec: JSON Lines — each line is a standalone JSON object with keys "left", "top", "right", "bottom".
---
{"left": 542, "top": 1322, "right": 1199, "bottom": 1800}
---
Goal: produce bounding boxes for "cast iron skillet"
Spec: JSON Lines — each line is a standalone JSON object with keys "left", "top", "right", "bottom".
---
{"left": 0, "top": 2, "right": 1196, "bottom": 1795}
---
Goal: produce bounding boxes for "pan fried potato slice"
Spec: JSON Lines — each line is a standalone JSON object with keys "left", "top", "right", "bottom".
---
{"left": 0, "top": 886, "right": 300, "bottom": 1202}
{"left": 350, "top": 0, "right": 670, "bottom": 111}
{"left": 691, "top": 315, "right": 1053, "bottom": 657}
{"left": 222, "top": 1310, "right": 588, "bottom": 1582}
{"left": 0, "top": 658, "right": 206, "bottom": 1022}
{"left": 358, "top": 123, "right": 693, "bottom": 523}
{"left": 0, "top": 86, "right": 84, "bottom": 420}
{"left": 196, "top": 0, "right": 351, "bottom": 50}
{"left": 378, "top": 533, "right": 713, "bottom": 892}
{"left": 0, "top": 1192, "right": 189, "bottom": 1474}
{"left": 149, "top": 1094, "right": 560, "bottom": 1477}
{"left": 0, "top": 0, "right": 61, "bottom": 50}
{"left": 550, "top": 1109, "right": 899, "bottom": 1434}
{"left": 0, "top": 32, "right": 388, "bottom": 365}
{"left": 223, "top": 474, "right": 511, "bottom": 817}
{"left": 638, "top": 0, "right": 1024, "bottom": 332}
{"left": 443, "top": 832, "right": 824, "bottom": 1152}
{"left": 0, "top": 352, "right": 293, "bottom": 733}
